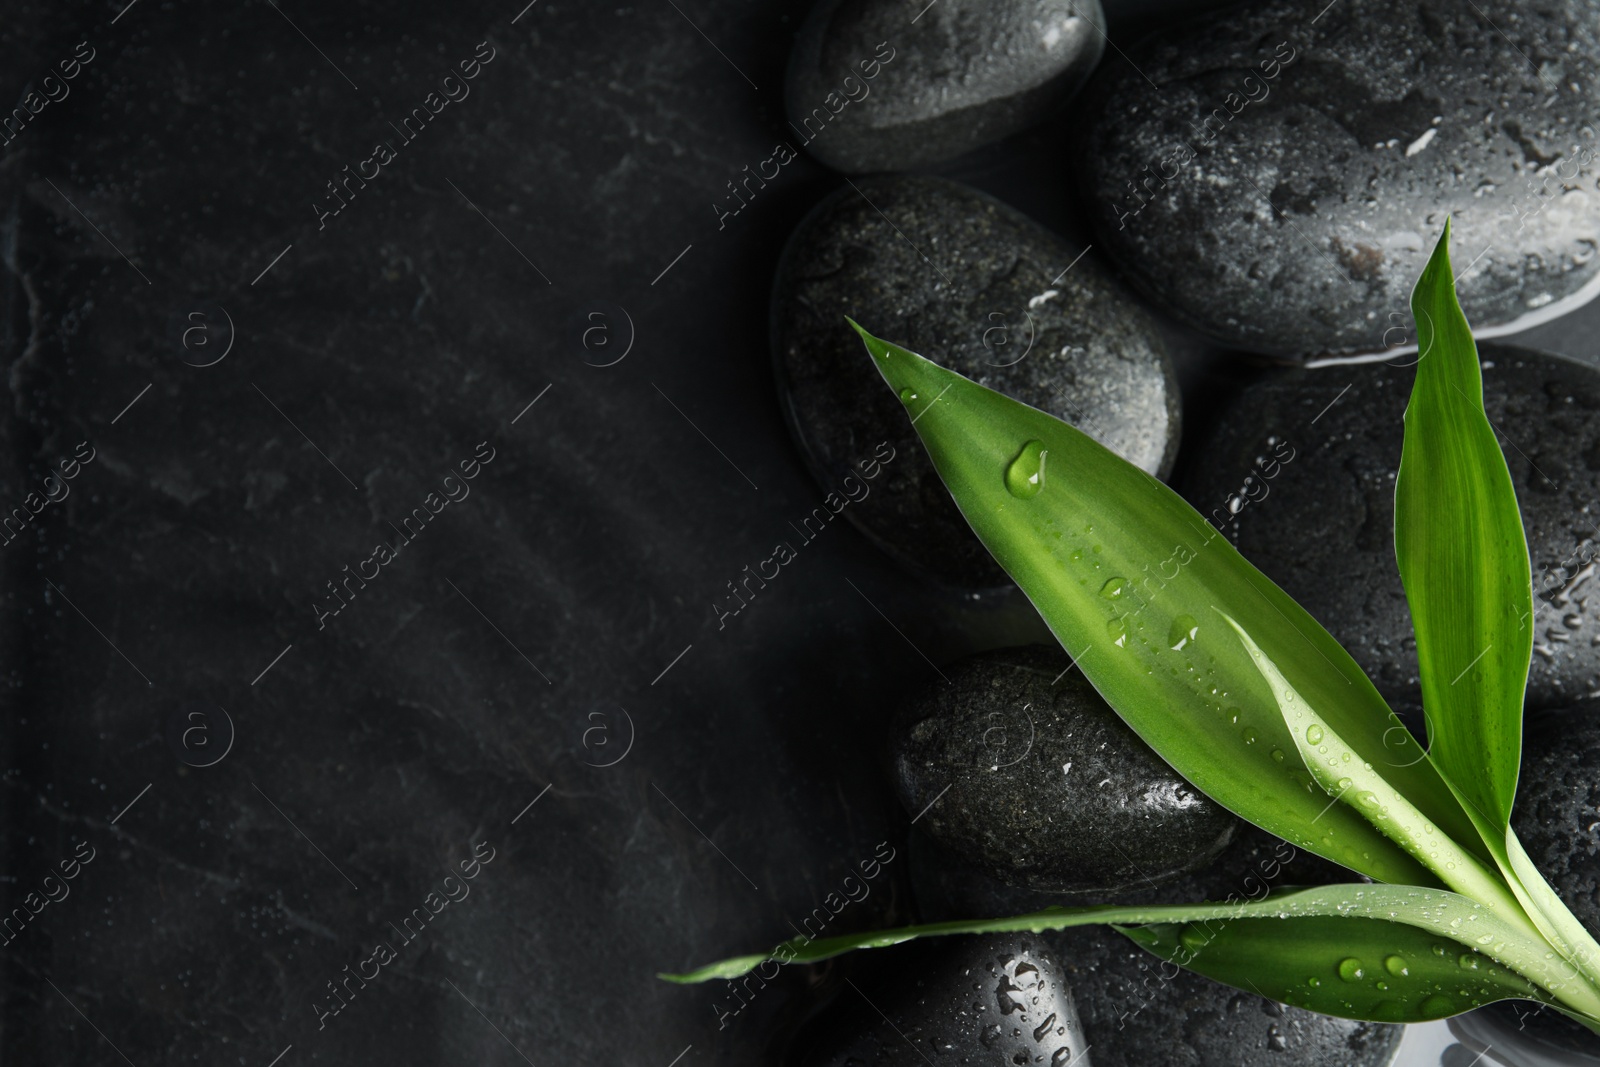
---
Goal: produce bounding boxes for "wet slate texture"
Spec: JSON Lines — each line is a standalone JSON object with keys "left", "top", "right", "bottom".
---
{"left": 0, "top": 2, "right": 980, "bottom": 1065}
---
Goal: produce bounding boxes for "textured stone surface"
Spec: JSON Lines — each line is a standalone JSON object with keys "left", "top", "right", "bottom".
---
{"left": 891, "top": 645, "right": 1235, "bottom": 894}
{"left": 1180, "top": 344, "right": 1600, "bottom": 713}
{"left": 790, "top": 934, "right": 1090, "bottom": 1067}
{"left": 0, "top": 4, "right": 937, "bottom": 1065}
{"left": 1055, "top": 926, "right": 1405, "bottom": 1067}
{"left": 785, "top": 0, "right": 1105, "bottom": 173}
{"left": 1470, "top": 703, "right": 1600, "bottom": 1055}
{"left": 775, "top": 176, "right": 1180, "bottom": 588}
{"left": 909, "top": 820, "right": 1401, "bottom": 1066}
{"left": 1078, "top": 0, "right": 1600, "bottom": 357}
{"left": 1515, "top": 703, "right": 1600, "bottom": 945}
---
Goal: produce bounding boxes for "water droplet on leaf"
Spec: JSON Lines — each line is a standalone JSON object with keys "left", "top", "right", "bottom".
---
{"left": 1168, "top": 614, "right": 1199, "bottom": 651}
{"left": 1005, "top": 440, "right": 1048, "bottom": 499}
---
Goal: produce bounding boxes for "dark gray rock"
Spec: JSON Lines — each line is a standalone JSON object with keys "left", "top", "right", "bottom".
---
{"left": 891, "top": 645, "right": 1235, "bottom": 894}
{"left": 1464, "top": 996, "right": 1600, "bottom": 1060}
{"left": 774, "top": 176, "right": 1180, "bottom": 588}
{"left": 1052, "top": 926, "right": 1403, "bottom": 1067}
{"left": 1179, "top": 344, "right": 1600, "bottom": 713}
{"left": 1475, "top": 703, "right": 1600, "bottom": 1055}
{"left": 1048, "top": 829, "right": 1401, "bottom": 1067}
{"left": 785, "top": 0, "right": 1105, "bottom": 173}
{"left": 790, "top": 935, "right": 1091, "bottom": 1067}
{"left": 1077, "top": 0, "right": 1600, "bottom": 358}
{"left": 1514, "top": 703, "right": 1600, "bottom": 950}
{"left": 908, "top": 818, "right": 1401, "bottom": 1066}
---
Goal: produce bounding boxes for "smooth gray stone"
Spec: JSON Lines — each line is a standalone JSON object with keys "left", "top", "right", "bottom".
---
{"left": 1077, "top": 0, "right": 1600, "bottom": 357}
{"left": 891, "top": 645, "right": 1235, "bottom": 894}
{"left": 774, "top": 176, "right": 1180, "bottom": 588}
{"left": 910, "top": 819, "right": 1402, "bottom": 1067}
{"left": 1178, "top": 344, "right": 1600, "bottom": 713}
{"left": 1482, "top": 703, "right": 1600, "bottom": 1056}
{"left": 786, "top": 0, "right": 1105, "bottom": 173}
{"left": 791, "top": 934, "right": 1092, "bottom": 1067}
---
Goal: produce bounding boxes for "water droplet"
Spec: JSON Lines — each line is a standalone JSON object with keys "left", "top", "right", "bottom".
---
{"left": 1168, "top": 614, "right": 1200, "bottom": 651}
{"left": 1458, "top": 954, "right": 1480, "bottom": 971}
{"left": 1373, "top": 999, "right": 1405, "bottom": 1022}
{"left": 1338, "top": 958, "right": 1365, "bottom": 982}
{"left": 1432, "top": 944, "right": 1447, "bottom": 957}
{"left": 1271, "top": 748, "right": 1286, "bottom": 763}
{"left": 1306, "top": 724, "right": 1325, "bottom": 745}
{"left": 898, "top": 388, "right": 918, "bottom": 403}
{"left": 1337, "top": 777, "right": 1353, "bottom": 791}
{"left": 1242, "top": 727, "right": 1258, "bottom": 744}
{"left": 1004, "top": 440, "right": 1048, "bottom": 499}
{"left": 1101, "top": 577, "right": 1126, "bottom": 599}
{"left": 1306, "top": 976, "right": 1321, "bottom": 988}
{"left": 1376, "top": 981, "right": 1389, "bottom": 991}
{"left": 1384, "top": 955, "right": 1408, "bottom": 977}
{"left": 1107, "top": 616, "right": 1128, "bottom": 648}
{"left": 1420, "top": 994, "right": 1455, "bottom": 1016}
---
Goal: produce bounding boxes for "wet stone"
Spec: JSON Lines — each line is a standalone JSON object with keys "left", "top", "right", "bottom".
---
{"left": 774, "top": 176, "right": 1179, "bottom": 588}
{"left": 790, "top": 934, "right": 1091, "bottom": 1067}
{"left": 910, "top": 821, "right": 1401, "bottom": 1067}
{"left": 785, "top": 0, "right": 1106, "bottom": 173}
{"left": 1482, "top": 702, "right": 1600, "bottom": 1056}
{"left": 1077, "top": 0, "right": 1600, "bottom": 357}
{"left": 1178, "top": 344, "right": 1600, "bottom": 713}
{"left": 890, "top": 645, "right": 1235, "bottom": 894}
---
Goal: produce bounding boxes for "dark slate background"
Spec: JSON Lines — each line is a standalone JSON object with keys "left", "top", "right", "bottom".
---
{"left": 2, "top": 1, "right": 1597, "bottom": 1065}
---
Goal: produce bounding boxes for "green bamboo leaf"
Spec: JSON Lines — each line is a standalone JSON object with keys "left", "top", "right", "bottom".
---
{"left": 661, "top": 884, "right": 1600, "bottom": 1022}
{"left": 1387, "top": 228, "right": 1600, "bottom": 993}
{"left": 1124, "top": 914, "right": 1544, "bottom": 1022}
{"left": 847, "top": 320, "right": 1485, "bottom": 887}
{"left": 1395, "top": 219, "right": 1533, "bottom": 837}
{"left": 1221, "top": 610, "right": 1530, "bottom": 928}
